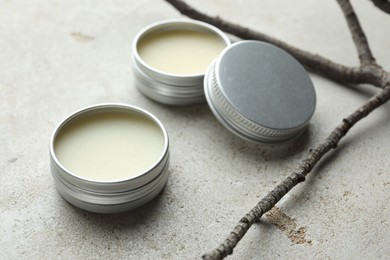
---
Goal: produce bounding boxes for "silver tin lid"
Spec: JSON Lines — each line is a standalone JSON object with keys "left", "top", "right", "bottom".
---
{"left": 204, "top": 41, "right": 316, "bottom": 144}
{"left": 50, "top": 104, "right": 169, "bottom": 213}
{"left": 132, "top": 19, "right": 230, "bottom": 106}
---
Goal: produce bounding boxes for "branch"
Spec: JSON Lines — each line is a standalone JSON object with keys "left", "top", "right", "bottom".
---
{"left": 337, "top": 0, "right": 377, "bottom": 66}
{"left": 202, "top": 84, "right": 390, "bottom": 260}
{"left": 370, "top": 0, "right": 390, "bottom": 14}
{"left": 162, "top": 0, "right": 390, "bottom": 259}
{"left": 164, "top": 0, "right": 384, "bottom": 87}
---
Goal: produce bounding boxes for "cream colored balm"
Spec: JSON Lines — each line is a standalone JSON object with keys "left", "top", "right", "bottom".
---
{"left": 54, "top": 110, "right": 165, "bottom": 182}
{"left": 137, "top": 29, "right": 227, "bottom": 75}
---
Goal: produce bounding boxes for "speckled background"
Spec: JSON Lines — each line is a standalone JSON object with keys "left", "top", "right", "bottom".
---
{"left": 1, "top": 0, "right": 389, "bottom": 259}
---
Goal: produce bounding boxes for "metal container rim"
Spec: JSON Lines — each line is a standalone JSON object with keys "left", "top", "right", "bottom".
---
{"left": 50, "top": 103, "right": 169, "bottom": 185}
{"left": 132, "top": 18, "right": 231, "bottom": 79}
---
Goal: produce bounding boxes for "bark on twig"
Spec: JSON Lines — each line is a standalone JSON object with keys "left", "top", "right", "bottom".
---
{"left": 202, "top": 84, "right": 390, "bottom": 260}
{"left": 337, "top": 0, "right": 376, "bottom": 66}
{"left": 370, "top": 0, "right": 390, "bottom": 14}
{"left": 163, "top": 0, "right": 390, "bottom": 259}
{"left": 165, "top": 0, "right": 385, "bottom": 87}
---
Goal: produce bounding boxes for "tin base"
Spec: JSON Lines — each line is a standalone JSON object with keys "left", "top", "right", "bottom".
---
{"left": 53, "top": 167, "right": 169, "bottom": 213}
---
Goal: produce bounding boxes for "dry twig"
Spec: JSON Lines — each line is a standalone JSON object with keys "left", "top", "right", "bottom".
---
{"left": 165, "top": 0, "right": 389, "bottom": 88}
{"left": 164, "top": 0, "right": 390, "bottom": 259}
{"left": 370, "top": 0, "right": 390, "bottom": 14}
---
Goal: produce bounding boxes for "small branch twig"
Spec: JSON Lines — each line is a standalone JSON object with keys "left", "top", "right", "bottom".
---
{"left": 202, "top": 84, "right": 390, "bottom": 260}
{"left": 370, "top": 0, "right": 390, "bottom": 14}
{"left": 165, "top": 0, "right": 385, "bottom": 87}
{"left": 162, "top": 0, "right": 390, "bottom": 259}
{"left": 336, "top": 0, "right": 377, "bottom": 66}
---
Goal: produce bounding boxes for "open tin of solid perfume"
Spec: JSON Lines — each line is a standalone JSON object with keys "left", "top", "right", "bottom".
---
{"left": 132, "top": 19, "right": 230, "bottom": 105}
{"left": 204, "top": 40, "right": 316, "bottom": 144}
{"left": 50, "top": 103, "right": 169, "bottom": 213}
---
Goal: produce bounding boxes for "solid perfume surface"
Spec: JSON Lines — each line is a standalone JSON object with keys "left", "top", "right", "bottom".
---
{"left": 138, "top": 29, "right": 226, "bottom": 75}
{"left": 54, "top": 110, "right": 165, "bottom": 182}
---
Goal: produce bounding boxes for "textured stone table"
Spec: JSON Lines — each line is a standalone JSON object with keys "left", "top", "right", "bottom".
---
{"left": 1, "top": 0, "right": 389, "bottom": 259}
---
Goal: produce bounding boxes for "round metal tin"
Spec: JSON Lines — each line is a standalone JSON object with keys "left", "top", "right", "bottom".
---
{"left": 132, "top": 19, "right": 230, "bottom": 106}
{"left": 49, "top": 103, "right": 169, "bottom": 213}
{"left": 204, "top": 41, "right": 316, "bottom": 144}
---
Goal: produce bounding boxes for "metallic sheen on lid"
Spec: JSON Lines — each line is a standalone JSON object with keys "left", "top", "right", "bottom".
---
{"left": 204, "top": 41, "right": 316, "bottom": 144}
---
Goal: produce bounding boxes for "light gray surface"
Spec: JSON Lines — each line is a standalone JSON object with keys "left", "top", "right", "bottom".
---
{"left": 1, "top": 0, "right": 389, "bottom": 259}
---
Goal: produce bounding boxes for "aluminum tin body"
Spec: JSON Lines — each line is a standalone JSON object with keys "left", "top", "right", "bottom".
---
{"left": 132, "top": 19, "right": 230, "bottom": 106}
{"left": 204, "top": 41, "right": 316, "bottom": 144}
{"left": 49, "top": 104, "right": 169, "bottom": 213}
